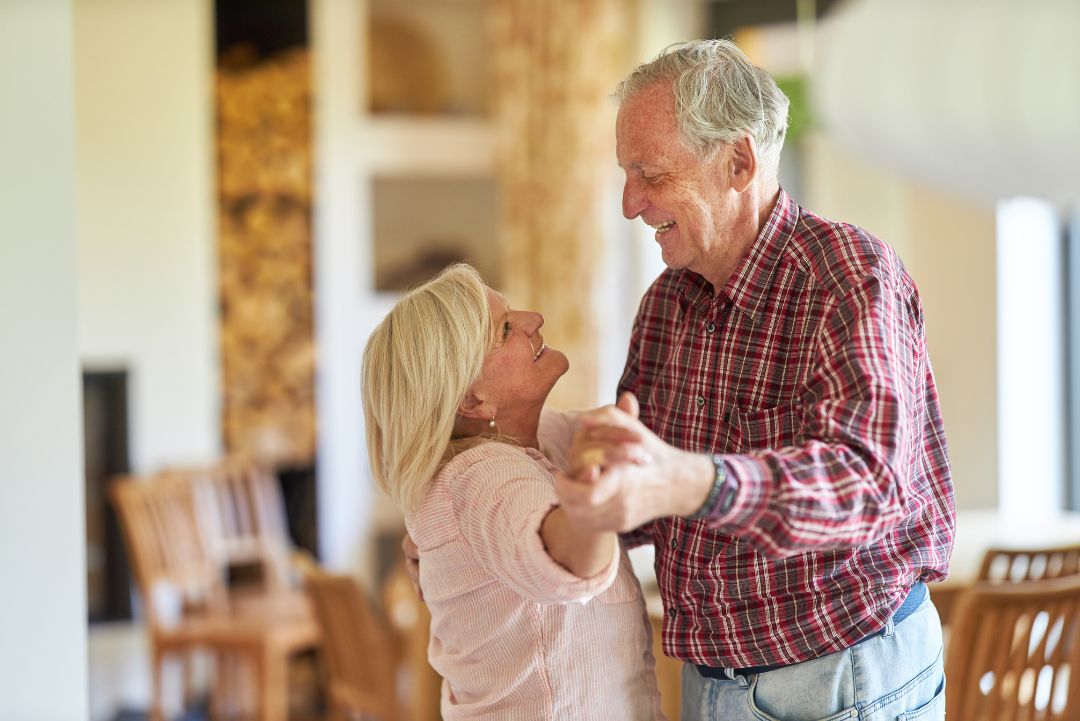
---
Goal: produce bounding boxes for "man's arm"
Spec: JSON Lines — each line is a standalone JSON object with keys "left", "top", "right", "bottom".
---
{"left": 557, "top": 275, "right": 931, "bottom": 558}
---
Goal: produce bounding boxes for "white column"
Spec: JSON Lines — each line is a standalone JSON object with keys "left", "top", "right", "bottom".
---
{"left": 0, "top": 1, "right": 88, "bottom": 719}
{"left": 311, "top": 0, "right": 375, "bottom": 578}
{"left": 997, "top": 197, "right": 1065, "bottom": 518}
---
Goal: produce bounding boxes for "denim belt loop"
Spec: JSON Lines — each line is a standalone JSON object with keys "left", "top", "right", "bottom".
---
{"left": 882, "top": 616, "right": 896, "bottom": 639}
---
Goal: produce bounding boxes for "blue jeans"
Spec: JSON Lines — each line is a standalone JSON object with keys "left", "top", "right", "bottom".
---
{"left": 680, "top": 593, "right": 945, "bottom": 721}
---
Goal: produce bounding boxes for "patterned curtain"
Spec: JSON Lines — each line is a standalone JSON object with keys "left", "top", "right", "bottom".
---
{"left": 491, "top": 0, "right": 633, "bottom": 410}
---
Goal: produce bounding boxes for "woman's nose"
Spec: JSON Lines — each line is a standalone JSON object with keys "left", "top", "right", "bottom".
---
{"left": 523, "top": 311, "right": 544, "bottom": 333}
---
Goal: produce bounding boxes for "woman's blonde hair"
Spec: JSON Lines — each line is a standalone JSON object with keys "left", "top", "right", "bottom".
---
{"left": 362, "top": 263, "right": 494, "bottom": 510}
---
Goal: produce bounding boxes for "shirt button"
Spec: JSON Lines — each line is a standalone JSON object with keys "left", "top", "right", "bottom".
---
{"left": 695, "top": 396, "right": 705, "bottom": 408}
{"left": 670, "top": 536, "right": 678, "bottom": 550}
{"left": 706, "top": 322, "right": 716, "bottom": 333}
{"left": 667, "top": 607, "right": 677, "bottom": 619}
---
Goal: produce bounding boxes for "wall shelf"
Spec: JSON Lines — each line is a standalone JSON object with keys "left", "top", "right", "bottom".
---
{"left": 357, "top": 117, "right": 494, "bottom": 176}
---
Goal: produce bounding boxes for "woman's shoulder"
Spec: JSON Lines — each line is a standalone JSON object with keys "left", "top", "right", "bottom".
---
{"left": 411, "top": 441, "right": 550, "bottom": 540}
{"left": 409, "top": 445, "right": 528, "bottom": 544}
{"left": 439, "top": 440, "right": 541, "bottom": 482}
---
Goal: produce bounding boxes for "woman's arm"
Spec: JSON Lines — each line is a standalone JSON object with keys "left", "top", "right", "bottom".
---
{"left": 450, "top": 452, "right": 620, "bottom": 604}
{"left": 540, "top": 506, "right": 616, "bottom": 578}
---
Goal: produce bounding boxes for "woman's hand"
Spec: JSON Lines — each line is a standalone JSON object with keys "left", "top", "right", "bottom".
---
{"left": 556, "top": 392, "right": 714, "bottom": 532}
{"left": 401, "top": 532, "right": 423, "bottom": 602}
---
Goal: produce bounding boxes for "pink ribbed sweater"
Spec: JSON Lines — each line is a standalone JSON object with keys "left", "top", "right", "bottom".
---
{"left": 405, "top": 432, "right": 664, "bottom": 720}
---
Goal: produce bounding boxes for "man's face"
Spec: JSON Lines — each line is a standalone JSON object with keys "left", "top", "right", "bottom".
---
{"left": 616, "top": 81, "right": 737, "bottom": 278}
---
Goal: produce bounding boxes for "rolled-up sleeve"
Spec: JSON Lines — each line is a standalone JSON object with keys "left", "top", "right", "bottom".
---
{"left": 447, "top": 451, "right": 619, "bottom": 605}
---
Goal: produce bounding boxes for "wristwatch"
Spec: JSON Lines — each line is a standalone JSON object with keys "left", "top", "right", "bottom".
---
{"left": 686, "top": 453, "right": 739, "bottom": 520}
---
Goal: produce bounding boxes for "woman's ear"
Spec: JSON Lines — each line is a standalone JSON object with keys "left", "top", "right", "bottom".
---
{"left": 458, "top": 390, "right": 494, "bottom": 421}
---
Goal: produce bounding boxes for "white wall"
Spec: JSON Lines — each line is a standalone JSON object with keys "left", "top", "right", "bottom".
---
{"left": 74, "top": 0, "right": 219, "bottom": 474}
{"left": 72, "top": 2, "right": 217, "bottom": 718}
{"left": 0, "top": 2, "right": 88, "bottom": 719}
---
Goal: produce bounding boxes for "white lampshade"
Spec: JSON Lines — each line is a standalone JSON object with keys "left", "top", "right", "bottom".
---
{"left": 812, "top": 0, "right": 1080, "bottom": 203}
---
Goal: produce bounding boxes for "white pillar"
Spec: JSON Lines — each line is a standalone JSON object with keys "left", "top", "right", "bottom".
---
{"left": 996, "top": 197, "right": 1065, "bottom": 518}
{"left": 0, "top": 1, "right": 88, "bottom": 719}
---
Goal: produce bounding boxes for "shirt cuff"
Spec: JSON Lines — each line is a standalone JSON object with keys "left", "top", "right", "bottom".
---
{"left": 521, "top": 503, "right": 620, "bottom": 605}
{"left": 705, "top": 454, "right": 771, "bottom": 530}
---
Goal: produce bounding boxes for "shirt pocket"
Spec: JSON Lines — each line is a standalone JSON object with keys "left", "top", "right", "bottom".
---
{"left": 732, "top": 402, "right": 801, "bottom": 453}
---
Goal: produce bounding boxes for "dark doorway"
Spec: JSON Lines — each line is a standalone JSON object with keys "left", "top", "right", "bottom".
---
{"left": 84, "top": 370, "right": 133, "bottom": 622}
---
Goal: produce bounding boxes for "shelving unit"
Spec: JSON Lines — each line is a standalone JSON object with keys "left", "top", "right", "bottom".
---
{"left": 312, "top": 0, "right": 498, "bottom": 582}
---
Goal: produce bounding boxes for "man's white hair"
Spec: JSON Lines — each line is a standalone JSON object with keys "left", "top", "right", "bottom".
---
{"left": 615, "top": 39, "right": 790, "bottom": 179}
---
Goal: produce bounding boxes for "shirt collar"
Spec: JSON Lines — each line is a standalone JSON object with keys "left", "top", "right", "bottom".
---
{"left": 677, "top": 187, "right": 800, "bottom": 323}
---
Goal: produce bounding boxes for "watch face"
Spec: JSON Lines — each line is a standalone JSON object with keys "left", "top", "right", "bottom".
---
{"left": 718, "top": 477, "right": 739, "bottom": 514}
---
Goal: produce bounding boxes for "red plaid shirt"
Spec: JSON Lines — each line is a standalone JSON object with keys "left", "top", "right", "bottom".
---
{"left": 620, "top": 189, "right": 955, "bottom": 668}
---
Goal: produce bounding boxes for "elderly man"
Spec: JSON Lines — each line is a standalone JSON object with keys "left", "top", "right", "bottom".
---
{"left": 555, "top": 40, "right": 954, "bottom": 720}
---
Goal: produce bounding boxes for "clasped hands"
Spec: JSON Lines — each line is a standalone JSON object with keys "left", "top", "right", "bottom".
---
{"left": 554, "top": 392, "right": 712, "bottom": 533}
{"left": 402, "top": 393, "right": 713, "bottom": 599}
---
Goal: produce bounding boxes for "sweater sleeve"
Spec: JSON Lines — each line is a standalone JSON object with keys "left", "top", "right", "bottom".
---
{"left": 447, "top": 448, "right": 619, "bottom": 604}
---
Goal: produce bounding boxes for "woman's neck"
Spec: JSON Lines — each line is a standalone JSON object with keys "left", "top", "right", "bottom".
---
{"left": 453, "top": 409, "right": 541, "bottom": 449}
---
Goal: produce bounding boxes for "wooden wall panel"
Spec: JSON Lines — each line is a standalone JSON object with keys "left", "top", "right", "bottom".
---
{"left": 216, "top": 49, "right": 316, "bottom": 465}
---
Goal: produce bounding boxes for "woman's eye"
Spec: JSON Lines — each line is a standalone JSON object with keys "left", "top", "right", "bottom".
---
{"left": 502, "top": 320, "right": 511, "bottom": 339}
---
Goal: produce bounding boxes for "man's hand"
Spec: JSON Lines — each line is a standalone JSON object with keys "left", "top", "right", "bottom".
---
{"left": 555, "top": 392, "right": 714, "bottom": 532}
{"left": 401, "top": 532, "right": 423, "bottom": 602}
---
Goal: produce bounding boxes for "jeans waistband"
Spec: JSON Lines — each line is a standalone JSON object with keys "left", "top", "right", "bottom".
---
{"left": 696, "top": 582, "right": 927, "bottom": 680}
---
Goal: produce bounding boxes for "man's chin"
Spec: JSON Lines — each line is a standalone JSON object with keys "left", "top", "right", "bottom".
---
{"left": 660, "top": 250, "right": 688, "bottom": 271}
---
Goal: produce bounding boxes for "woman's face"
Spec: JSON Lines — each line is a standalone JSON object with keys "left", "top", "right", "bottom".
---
{"left": 472, "top": 287, "right": 569, "bottom": 416}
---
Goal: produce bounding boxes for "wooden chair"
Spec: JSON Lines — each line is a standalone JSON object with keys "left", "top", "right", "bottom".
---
{"left": 945, "top": 575, "right": 1080, "bottom": 720}
{"left": 298, "top": 559, "right": 399, "bottom": 721}
{"left": 111, "top": 471, "right": 320, "bottom": 721}
{"left": 382, "top": 562, "right": 442, "bottom": 721}
{"left": 188, "top": 458, "right": 295, "bottom": 592}
{"left": 933, "top": 543, "right": 1080, "bottom": 630}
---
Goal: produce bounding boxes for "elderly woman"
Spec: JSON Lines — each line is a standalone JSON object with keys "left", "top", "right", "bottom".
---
{"left": 362, "top": 264, "right": 663, "bottom": 720}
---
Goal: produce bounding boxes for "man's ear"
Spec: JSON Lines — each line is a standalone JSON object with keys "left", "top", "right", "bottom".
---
{"left": 458, "top": 390, "right": 493, "bottom": 421}
{"left": 728, "top": 135, "right": 758, "bottom": 192}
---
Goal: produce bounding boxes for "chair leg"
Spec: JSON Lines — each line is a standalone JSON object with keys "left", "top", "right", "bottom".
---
{"left": 181, "top": 650, "right": 195, "bottom": 714}
{"left": 150, "top": 646, "right": 166, "bottom": 721}
{"left": 258, "top": 645, "right": 288, "bottom": 721}
{"left": 209, "top": 651, "right": 228, "bottom": 721}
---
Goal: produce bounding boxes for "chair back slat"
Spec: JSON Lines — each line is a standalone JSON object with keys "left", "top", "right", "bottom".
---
{"left": 189, "top": 459, "right": 292, "bottom": 590}
{"left": 979, "top": 544, "right": 1080, "bottom": 584}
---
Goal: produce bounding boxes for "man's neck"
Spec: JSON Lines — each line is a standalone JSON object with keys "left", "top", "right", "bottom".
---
{"left": 700, "top": 180, "right": 781, "bottom": 292}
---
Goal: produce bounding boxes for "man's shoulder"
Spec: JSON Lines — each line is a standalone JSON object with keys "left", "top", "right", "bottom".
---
{"left": 642, "top": 267, "right": 684, "bottom": 299}
{"left": 635, "top": 267, "right": 685, "bottom": 315}
{"left": 789, "top": 205, "right": 910, "bottom": 299}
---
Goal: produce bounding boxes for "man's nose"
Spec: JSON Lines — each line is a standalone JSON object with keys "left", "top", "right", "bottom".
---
{"left": 622, "top": 178, "right": 646, "bottom": 220}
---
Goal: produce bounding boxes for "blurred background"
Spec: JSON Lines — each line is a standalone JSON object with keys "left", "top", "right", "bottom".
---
{"left": 3, "top": 0, "right": 1080, "bottom": 719}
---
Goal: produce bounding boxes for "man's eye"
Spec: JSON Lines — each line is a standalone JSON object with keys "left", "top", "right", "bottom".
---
{"left": 643, "top": 174, "right": 660, "bottom": 185}
{"left": 502, "top": 320, "right": 511, "bottom": 338}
